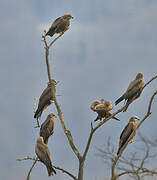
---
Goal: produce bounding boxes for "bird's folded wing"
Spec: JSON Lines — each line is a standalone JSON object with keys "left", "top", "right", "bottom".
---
{"left": 50, "top": 17, "right": 63, "bottom": 29}
{"left": 37, "top": 144, "right": 51, "bottom": 163}
{"left": 119, "top": 123, "right": 134, "bottom": 148}
{"left": 38, "top": 87, "right": 52, "bottom": 107}
{"left": 125, "top": 79, "right": 143, "bottom": 97}
{"left": 40, "top": 119, "right": 51, "bottom": 137}
{"left": 41, "top": 118, "right": 50, "bottom": 130}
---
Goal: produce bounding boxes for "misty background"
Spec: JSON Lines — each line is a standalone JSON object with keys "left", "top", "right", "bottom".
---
{"left": 1, "top": 0, "right": 157, "bottom": 179}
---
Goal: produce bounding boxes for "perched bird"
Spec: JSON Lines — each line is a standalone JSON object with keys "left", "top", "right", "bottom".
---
{"left": 34, "top": 78, "right": 57, "bottom": 119}
{"left": 117, "top": 116, "right": 139, "bottom": 155}
{"left": 115, "top": 72, "right": 144, "bottom": 112}
{"left": 90, "top": 99, "right": 120, "bottom": 122}
{"left": 46, "top": 14, "right": 73, "bottom": 37}
{"left": 40, "top": 113, "right": 56, "bottom": 145}
{"left": 35, "top": 137, "right": 56, "bottom": 176}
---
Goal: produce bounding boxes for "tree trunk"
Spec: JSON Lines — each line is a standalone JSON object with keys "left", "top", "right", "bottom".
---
{"left": 78, "top": 160, "right": 84, "bottom": 180}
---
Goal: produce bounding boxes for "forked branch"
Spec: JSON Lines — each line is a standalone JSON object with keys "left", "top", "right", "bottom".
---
{"left": 17, "top": 156, "right": 77, "bottom": 180}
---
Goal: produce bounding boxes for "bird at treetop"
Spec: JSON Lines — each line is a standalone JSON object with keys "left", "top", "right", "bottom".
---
{"left": 46, "top": 14, "right": 73, "bottom": 37}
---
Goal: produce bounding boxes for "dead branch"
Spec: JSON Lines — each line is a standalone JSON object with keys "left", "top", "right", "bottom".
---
{"left": 53, "top": 166, "right": 77, "bottom": 180}
{"left": 26, "top": 157, "right": 38, "bottom": 180}
{"left": 17, "top": 156, "right": 39, "bottom": 162}
{"left": 142, "top": 75, "right": 157, "bottom": 90}
{"left": 17, "top": 156, "right": 77, "bottom": 180}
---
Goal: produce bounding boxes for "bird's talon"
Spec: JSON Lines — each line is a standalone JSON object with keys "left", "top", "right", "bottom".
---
{"left": 34, "top": 125, "right": 40, "bottom": 128}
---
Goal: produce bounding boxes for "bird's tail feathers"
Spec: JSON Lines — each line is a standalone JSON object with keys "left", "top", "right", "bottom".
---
{"left": 94, "top": 115, "right": 101, "bottom": 122}
{"left": 117, "top": 148, "right": 121, "bottom": 155}
{"left": 115, "top": 95, "right": 124, "bottom": 105}
{"left": 107, "top": 112, "right": 120, "bottom": 121}
{"left": 46, "top": 31, "right": 55, "bottom": 37}
{"left": 34, "top": 108, "right": 42, "bottom": 119}
{"left": 112, "top": 116, "right": 120, "bottom": 121}
{"left": 94, "top": 118, "right": 99, "bottom": 122}
{"left": 47, "top": 164, "right": 56, "bottom": 176}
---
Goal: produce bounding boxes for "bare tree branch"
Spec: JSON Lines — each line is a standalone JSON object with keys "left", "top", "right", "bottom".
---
{"left": 82, "top": 122, "right": 95, "bottom": 161}
{"left": 142, "top": 75, "right": 157, "bottom": 90}
{"left": 26, "top": 157, "right": 38, "bottom": 180}
{"left": 17, "top": 156, "right": 38, "bottom": 180}
{"left": 17, "top": 156, "right": 77, "bottom": 180}
{"left": 138, "top": 90, "right": 157, "bottom": 127}
{"left": 48, "top": 33, "right": 64, "bottom": 48}
{"left": 17, "top": 156, "right": 39, "bottom": 162}
{"left": 53, "top": 166, "right": 77, "bottom": 180}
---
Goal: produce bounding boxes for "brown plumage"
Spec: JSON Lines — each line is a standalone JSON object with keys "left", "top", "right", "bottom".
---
{"left": 90, "top": 99, "right": 120, "bottom": 122}
{"left": 117, "top": 116, "right": 139, "bottom": 155}
{"left": 46, "top": 14, "right": 73, "bottom": 37}
{"left": 40, "top": 113, "right": 56, "bottom": 145}
{"left": 35, "top": 137, "right": 56, "bottom": 176}
{"left": 115, "top": 72, "right": 144, "bottom": 112}
{"left": 34, "top": 79, "right": 57, "bottom": 119}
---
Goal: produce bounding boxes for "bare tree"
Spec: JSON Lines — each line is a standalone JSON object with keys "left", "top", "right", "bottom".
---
{"left": 96, "top": 132, "right": 157, "bottom": 180}
{"left": 17, "top": 17, "right": 157, "bottom": 180}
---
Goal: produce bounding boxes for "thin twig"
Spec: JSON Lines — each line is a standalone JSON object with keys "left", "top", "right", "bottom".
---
{"left": 49, "top": 33, "right": 64, "bottom": 48}
{"left": 17, "top": 156, "right": 39, "bottom": 162}
{"left": 82, "top": 122, "right": 95, "bottom": 161}
{"left": 52, "top": 166, "right": 77, "bottom": 180}
{"left": 26, "top": 157, "right": 38, "bottom": 180}
{"left": 17, "top": 156, "right": 38, "bottom": 180}
{"left": 137, "top": 90, "right": 157, "bottom": 128}
{"left": 42, "top": 34, "right": 51, "bottom": 81}
{"left": 142, "top": 75, "right": 157, "bottom": 90}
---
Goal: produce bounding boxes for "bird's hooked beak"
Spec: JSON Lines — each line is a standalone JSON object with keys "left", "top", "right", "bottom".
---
{"left": 134, "top": 116, "right": 140, "bottom": 121}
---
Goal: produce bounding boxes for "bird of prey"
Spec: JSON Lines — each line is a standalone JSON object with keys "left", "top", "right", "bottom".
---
{"left": 34, "top": 78, "right": 57, "bottom": 119}
{"left": 46, "top": 14, "right": 74, "bottom": 37}
{"left": 115, "top": 72, "right": 144, "bottom": 112}
{"left": 40, "top": 113, "right": 56, "bottom": 145}
{"left": 117, "top": 116, "right": 139, "bottom": 155}
{"left": 35, "top": 137, "right": 56, "bottom": 176}
{"left": 90, "top": 99, "right": 120, "bottom": 122}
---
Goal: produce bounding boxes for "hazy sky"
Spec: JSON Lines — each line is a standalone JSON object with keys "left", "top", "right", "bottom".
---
{"left": 1, "top": 0, "right": 157, "bottom": 180}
